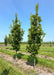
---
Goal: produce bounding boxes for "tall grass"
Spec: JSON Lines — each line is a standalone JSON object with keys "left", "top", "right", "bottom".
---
{"left": 0, "top": 57, "right": 23, "bottom": 75}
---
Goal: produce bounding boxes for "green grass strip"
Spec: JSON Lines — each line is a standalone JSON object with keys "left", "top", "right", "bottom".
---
{"left": 0, "top": 57, "right": 23, "bottom": 75}
{"left": 0, "top": 49, "right": 54, "bottom": 69}
{"left": 39, "top": 52, "right": 54, "bottom": 58}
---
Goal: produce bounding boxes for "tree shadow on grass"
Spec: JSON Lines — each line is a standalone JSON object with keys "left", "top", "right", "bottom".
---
{"left": 13, "top": 53, "right": 24, "bottom": 59}
{"left": 26, "top": 55, "right": 38, "bottom": 66}
{"left": 0, "top": 68, "right": 10, "bottom": 75}
{"left": 13, "top": 52, "right": 38, "bottom": 67}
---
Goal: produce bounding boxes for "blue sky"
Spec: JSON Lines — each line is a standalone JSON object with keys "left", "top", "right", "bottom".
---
{"left": 0, "top": 0, "right": 54, "bottom": 42}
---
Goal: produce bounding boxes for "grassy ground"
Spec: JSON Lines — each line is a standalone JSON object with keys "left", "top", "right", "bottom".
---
{"left": 0, "top": 57, "right": 38, "bottom": 75}
{"left": 20, "top": 44, "right": 54, "bottom": 53}
{"left": 38, "top": 52, "right": 54, "bottom": 57}
{"left": 5, "top": 44, "right": 54, "bottom": 52}
{"left": 40, "top": 46, "right": 54, "bottom": 52}
{"left": 5, "top": 44, "right": 28, "bottom": 52}
{"left": 4, "top": 44, "right": 54, "bottom": 57}
{"left": 0, "top": 49, "right": 54, "bottom": 69}
{"left": 0, "top": 57, "right": 23, "bottom": 75}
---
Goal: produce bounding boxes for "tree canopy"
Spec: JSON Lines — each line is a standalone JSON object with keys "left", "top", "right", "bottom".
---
{"left": 9, "top": 13, "right": 24, "bottom": 52}
{"left": 27, "top": 4, "right": 45, "bottom": 68}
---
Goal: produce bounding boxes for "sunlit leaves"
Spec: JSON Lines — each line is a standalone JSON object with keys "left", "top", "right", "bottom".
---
{"left": 9, "top": 13, "right": 24, "bottom": 51}
{"left": 27, "top": 3, "right": 45, "bottom": 56}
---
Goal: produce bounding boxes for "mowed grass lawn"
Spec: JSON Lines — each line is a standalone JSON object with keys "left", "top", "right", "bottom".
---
{"left": 0, "top": 57, "right": 23, "bottom": 75}
{"left": 0, "top": 49, "right": 54, "bottom": 69}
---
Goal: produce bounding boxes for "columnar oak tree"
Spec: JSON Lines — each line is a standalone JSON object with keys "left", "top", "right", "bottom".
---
{"left": 27, "top": 3, "right": 45, "bottom": 68}
{"left": 9, "top": 13, "right": 24, "bottom": 59}
{"left": 4, "top": 35, "right": 8, "bottom": 46}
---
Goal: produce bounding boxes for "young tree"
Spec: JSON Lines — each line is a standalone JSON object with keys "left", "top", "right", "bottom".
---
{"left": 4, "top": 35, "right": 8, "bottom": 46}
{"left": 27, "top": 3, "right": 45, "bottom": 68}
{"left": 8, "top": 34, "right": 12, "bottom": 44}
{"left": 9, "top": 13, "right": 24, "bottom": 59}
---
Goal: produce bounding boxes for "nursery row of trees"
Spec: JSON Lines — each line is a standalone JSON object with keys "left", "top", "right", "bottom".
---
{"left": 42, "top": 42, "right": 54, "bottom": 47}
{"left": 4, "top": 3, "right": 45, "bottom": 68}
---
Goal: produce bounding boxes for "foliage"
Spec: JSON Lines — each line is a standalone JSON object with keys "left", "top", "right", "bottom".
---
{"left": 27, "top": 3, "right": 45, "bottom": 57}
{"left": 26, "top": 3, "right": 45, "bottom": 68}
{"left": 21, "top": 42, "right": 28, "bottom": 44}
{"left": 9, "top": 13, "right": 24, "bottom": 52}
{"left": 4, "top": 35, "right": 8, "bottom": 46}
{"left": 8, "top": 34, "right": 12, "bottom": 44}
{"left": 0, "top": 42, "right": 4, "bottom": 44}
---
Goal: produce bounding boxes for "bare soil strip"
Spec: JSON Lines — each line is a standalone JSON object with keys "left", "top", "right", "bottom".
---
{"left": 0, "top": 52, "right": 54, "bottom": 75}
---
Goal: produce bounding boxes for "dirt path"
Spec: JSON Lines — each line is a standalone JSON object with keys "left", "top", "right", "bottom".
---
{"left": 0, "top": 52, "right": 54, "bottom": 75}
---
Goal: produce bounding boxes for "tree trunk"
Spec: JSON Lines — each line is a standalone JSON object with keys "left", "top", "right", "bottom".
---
{"left": 34, "top": 56, "right": 36, "bottom": 69}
